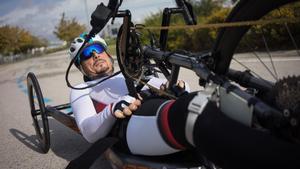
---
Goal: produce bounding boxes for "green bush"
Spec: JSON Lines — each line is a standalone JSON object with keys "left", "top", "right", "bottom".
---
{"left": 140, "top": 0, "right": 299, "bottom": 53}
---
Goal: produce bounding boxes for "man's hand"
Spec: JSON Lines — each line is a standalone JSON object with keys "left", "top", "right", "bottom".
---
{"left": 160, "top": 80, "right": 188, "bottom": 97}
{"left": 112, "top": 95, "right": 141, "bottom": 118}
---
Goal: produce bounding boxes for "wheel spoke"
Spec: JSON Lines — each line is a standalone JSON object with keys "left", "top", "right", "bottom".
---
{"left": 243, "top": 39, "right": 278, "bottom": 81}
{"left": 278, "top": 8, "right": 300, "bottom": 56}
{"left": 232, "top": 57, "right": 274, "bottom": 87}
{"left": 260, "top": 28, "right": 279, "bottom": 81}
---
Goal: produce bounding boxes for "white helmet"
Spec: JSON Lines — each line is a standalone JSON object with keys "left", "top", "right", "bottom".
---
{"left": 69, "top": 32, "right": 108, "bottom": 67}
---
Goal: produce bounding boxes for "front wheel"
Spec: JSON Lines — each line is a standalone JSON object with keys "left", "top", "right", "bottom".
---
{"left": 27, "top": 72, "right": 50, "bottom": 153}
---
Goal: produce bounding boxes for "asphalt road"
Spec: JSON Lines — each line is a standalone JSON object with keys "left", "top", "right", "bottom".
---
{"left": 0, "top": 51, "right": 111, "bottom": 169}
{"left": 0, "top": 50, "right": 299, "bottom": 169}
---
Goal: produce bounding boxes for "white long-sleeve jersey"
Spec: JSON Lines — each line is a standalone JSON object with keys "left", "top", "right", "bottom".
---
{"left": 70, "top": 73, "right": 190, "bottom": 155}
{"left": 70, "top": 73, "right": 127, "bottom": 143}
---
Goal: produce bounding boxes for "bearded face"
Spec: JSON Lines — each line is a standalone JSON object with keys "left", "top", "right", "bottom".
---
{"left": 81, "top": 51, "right": 114, "bottom": 78}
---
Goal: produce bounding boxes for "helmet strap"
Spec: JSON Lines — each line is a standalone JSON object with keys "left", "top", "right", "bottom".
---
{"left": 79, "top": 64, "right": 89, "bottom": 77}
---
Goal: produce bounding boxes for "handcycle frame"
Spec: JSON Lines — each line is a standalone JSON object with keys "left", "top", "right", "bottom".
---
{"left": 27, "top": 0, "right": 298, "bottom": 168}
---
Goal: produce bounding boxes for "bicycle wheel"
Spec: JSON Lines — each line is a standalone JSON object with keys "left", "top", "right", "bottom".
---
{"left": 213, "top": 0, "right": 298, "bottom": 75}
{"left": 212, "top": 0, "right": 300, "bottom": 140}
{"left": 27, "top": 72, "right": 50, "bottom": 153}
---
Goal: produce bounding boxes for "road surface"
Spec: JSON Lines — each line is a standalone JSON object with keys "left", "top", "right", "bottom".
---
{"left": 0, "top": 51, "right": 111, "bottom": 169}
{"left": 0, "top": 50, "right": 299, "bottom": 169}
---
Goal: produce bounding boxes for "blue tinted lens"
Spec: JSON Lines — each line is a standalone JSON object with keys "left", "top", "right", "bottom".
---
{"left": 80, "top": 44, "right": 105, "bottom": 60}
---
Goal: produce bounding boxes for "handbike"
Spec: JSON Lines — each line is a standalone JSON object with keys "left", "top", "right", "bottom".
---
{"left": 27, "top": 0, "right": 300, "bottom": 168}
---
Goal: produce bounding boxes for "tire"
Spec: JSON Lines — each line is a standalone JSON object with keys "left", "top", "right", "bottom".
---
{"left": 27, "top": 72, "right": 50, "bottom": 153}
{"left": 212, "top": 0, "right": 297, "bottom": 74}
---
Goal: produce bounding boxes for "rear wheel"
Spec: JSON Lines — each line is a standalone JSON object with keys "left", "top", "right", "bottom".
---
{"left": 27, "top": 72, "right": 50, "bottom": 153}
{"left": 213, "top": 0, "right": 298, "bottom": 75}
{"left": 213, "top": 0, "right": 300, "bottom": 141}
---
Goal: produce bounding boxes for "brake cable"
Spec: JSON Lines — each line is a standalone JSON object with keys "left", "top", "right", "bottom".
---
{"left": 65, "top": 30, "right": 122, "bottom": 90}
{"left": 123, "top": 64, "right": 178, "bottom": 99}
{"left": 65, "top": 0, "right": 127, "bottom": 90}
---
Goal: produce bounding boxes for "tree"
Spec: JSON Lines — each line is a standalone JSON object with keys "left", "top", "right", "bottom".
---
{"left": 0, "top": 25, "right": 47, "bottom": 55}
{"left": 54, "top": 13, "right": 86, "bottom": 44}
{"left": 141, "top": 0, "right": 230, "bottom": 51}
{"left": 141, "top": 0, "right": 300, "bottom": 52}
{"left": 189, "top": 0, "right": 227, "bottom": 17}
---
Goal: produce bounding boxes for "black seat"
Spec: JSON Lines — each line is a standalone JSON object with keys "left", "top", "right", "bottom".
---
{"left": 105, "top": 146, "right": 204, "bottom": 169}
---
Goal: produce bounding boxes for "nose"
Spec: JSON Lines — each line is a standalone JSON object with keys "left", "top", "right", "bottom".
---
{"left": 92, "top": 51, "right": 99, "bottom": 59}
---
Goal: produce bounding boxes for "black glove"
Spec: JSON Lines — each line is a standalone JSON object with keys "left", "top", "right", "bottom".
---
{"left": 160, "top": 80, "right": 188, "bottom": 97}
{"left": 111, "top": 95, "right": 141, "bottom": 118}
{"left": 171, "top": 81, "right": 188, "bottom": 97}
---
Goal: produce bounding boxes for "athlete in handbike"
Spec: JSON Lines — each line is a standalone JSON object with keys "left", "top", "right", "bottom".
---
{"left": 68, "top": 32, "right": 300, "bottom": 169}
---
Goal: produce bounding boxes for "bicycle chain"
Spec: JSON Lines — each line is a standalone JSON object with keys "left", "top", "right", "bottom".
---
{"left": 125, "top": 69, "right": 178, "bottom": 99}
{"left": 132, "top": 17, "right": 300, "bottom": 30}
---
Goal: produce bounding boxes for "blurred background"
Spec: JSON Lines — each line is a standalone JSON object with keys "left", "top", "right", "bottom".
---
{"left": 1, "top": 0, "right": 299, "bottom": 63}
{"left": 0, "top": 0, "right": 299, "bottom": 168}
{"left": 0, "top": 0, "right": 233, "bottom": 62}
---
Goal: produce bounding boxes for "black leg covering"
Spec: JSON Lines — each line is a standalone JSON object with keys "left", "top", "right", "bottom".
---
{"left": 193, "top": 102, "right": 300, "bottom": 169}
{"left": 167, "top": 92, "right": 198, "bottom": 148}
{"left": 137, "top": 93, "right": 197, "bottom": 149}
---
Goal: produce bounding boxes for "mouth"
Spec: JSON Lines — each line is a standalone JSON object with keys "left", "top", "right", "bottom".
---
{"left": 94, "top": 59, "right": 106, "bottom": 67}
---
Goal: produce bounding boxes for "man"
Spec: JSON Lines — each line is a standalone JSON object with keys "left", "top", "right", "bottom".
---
{"left": 69, "top": 33, "right": 300, "bottom": 169}
{"left": 69, "top": 33, "right": 189, "bottom": 155}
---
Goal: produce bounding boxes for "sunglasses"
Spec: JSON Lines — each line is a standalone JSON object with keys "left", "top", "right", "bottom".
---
{"left": 79, "top": 43, "right": 105, "bottom": 62}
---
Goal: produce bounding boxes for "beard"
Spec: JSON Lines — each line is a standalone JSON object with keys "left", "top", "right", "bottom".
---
{"left": 94, "top": 59, "right": 109, "bottom": 72}
{"left": 90, "top": 59, "right": 113, "bottom": 79}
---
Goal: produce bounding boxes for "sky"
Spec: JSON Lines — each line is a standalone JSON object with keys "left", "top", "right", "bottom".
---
{"left": 0, "top": 0, "right": 177, "bottom": 43}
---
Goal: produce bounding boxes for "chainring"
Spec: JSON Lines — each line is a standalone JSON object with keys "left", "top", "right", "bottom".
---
{"left": 273, "top": 75, "right": 300, "bottom": 141}
{"left": 116, "top": 23, "right": 144, "bottom": 79}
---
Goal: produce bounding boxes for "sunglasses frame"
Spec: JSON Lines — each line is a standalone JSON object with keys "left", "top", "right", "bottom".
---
{"left": 77, "top": 43, "right": 106, "bottom": 63}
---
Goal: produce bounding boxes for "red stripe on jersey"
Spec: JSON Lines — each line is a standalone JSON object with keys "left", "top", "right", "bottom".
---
{"left": 92, "top": 99, "right": 107, "bottom": 113}
{"left": 160, "top": 100, "right": 185, "bottom": 150}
